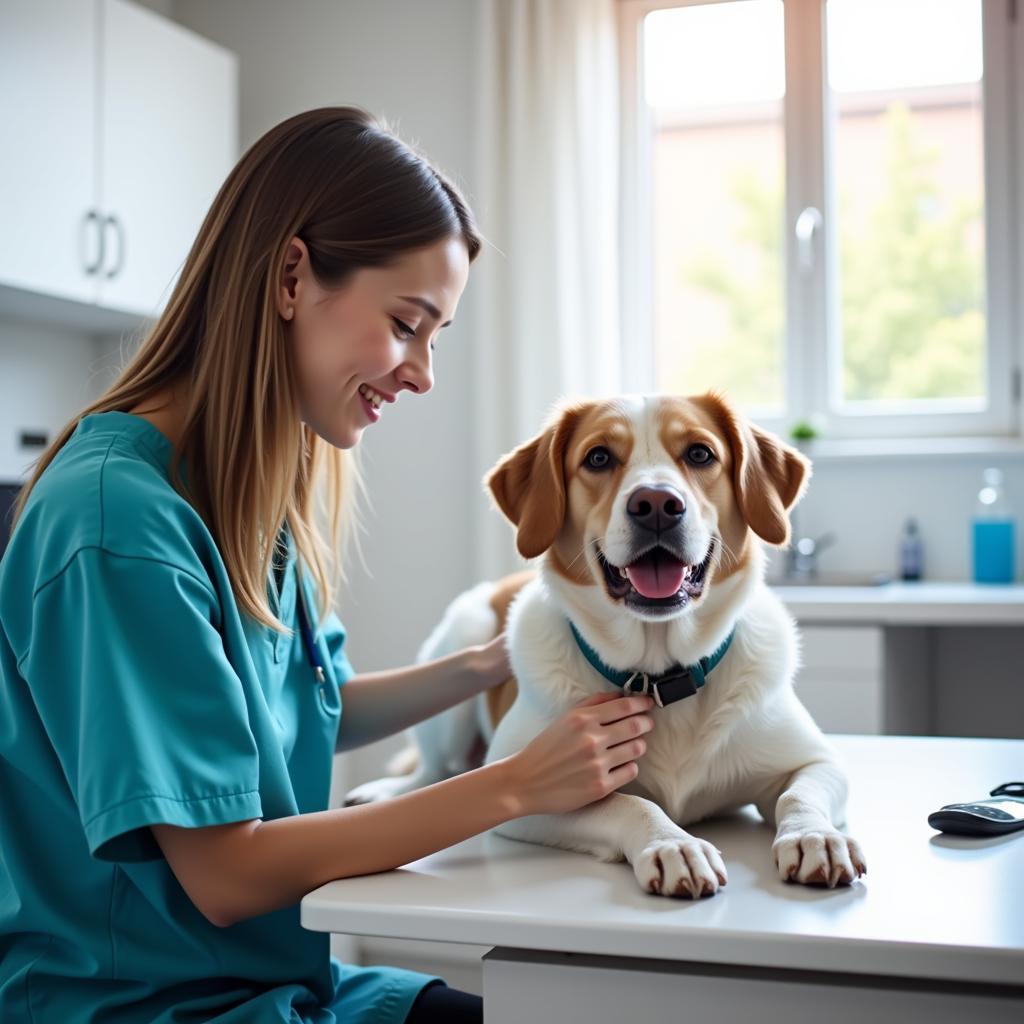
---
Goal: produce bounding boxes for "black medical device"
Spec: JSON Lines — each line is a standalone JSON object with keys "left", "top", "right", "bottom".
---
{"left": 927, "top": 782, "right": 1024, "bottom": 836}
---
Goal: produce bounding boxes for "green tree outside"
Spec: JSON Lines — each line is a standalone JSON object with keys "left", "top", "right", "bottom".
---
{"left": 840, "top": 103, "right": 984, "bottom": 402}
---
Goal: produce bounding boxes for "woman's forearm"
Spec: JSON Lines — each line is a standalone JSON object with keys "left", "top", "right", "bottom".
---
{"left": 212, "top": 756, "right": 523, "bottom": 926}
{"left": 334, "top": 640, "right": 505, "bottom": 752}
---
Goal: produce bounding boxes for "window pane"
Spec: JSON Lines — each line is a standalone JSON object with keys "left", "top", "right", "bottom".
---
{"left": 827, "top": 0, "right": 986, "bottom": 407}
{"left": 645, "top": 0, "right": 786, "bottom": 413}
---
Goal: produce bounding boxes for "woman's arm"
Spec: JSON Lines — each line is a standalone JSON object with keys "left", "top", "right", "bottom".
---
{"left": 153, "top": 755, "right": 521, "bottom": 927}
{"left": 151, "top": 691, "right": 653, "bottom": 928}
{"left": 334, "top": 634, "right": 510, "bottom": 753}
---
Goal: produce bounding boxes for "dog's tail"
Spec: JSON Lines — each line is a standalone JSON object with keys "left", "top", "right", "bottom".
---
{"left": 386, "top": 744, "right": 421, "bottom": 776}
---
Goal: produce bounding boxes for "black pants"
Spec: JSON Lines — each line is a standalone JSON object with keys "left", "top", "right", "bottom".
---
{"left": 404, "top": 980, "right": 483, "bottom": 1023}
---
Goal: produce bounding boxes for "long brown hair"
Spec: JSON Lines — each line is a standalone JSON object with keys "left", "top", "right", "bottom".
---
{"left": 13, "top": 106, "right": 481, "bottom": 631}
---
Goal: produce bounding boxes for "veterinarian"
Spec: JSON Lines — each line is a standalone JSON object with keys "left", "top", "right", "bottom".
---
{"left": 0, "top": 107, "right": 655, "bottom": 1024}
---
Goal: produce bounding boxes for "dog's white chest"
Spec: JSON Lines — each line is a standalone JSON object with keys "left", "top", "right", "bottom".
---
{"left": 627, "top": 698, "right": 747, "bottom": 824}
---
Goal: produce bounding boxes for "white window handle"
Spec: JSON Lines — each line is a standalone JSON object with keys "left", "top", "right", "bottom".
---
{"left": 795, "top": 206, "right": 822, "bottom": 272}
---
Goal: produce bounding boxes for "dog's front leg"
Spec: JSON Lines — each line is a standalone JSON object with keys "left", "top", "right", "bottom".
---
{"left": 495, "top": 794, "right": 728, "bottom": 899}
{"left": 758, "top": 760, "right": 867, "bottom": 887}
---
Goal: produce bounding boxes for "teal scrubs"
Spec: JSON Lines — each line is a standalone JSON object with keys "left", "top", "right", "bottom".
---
{"left": 0, "top": 412, "right": 442, "bottom": 1022}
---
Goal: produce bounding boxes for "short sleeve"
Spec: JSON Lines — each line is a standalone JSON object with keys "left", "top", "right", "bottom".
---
{"left": 320, "top": 607, "right": 356, "bottom": 687}
{"left": 23, "top": 548, "right": 263, "bottom": 863}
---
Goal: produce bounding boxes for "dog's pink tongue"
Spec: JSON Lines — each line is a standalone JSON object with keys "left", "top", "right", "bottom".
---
{"left": 625, "top": 553, "right": 687, "bottom": 599}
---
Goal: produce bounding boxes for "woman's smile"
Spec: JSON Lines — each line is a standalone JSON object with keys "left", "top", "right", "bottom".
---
{"left": 357, "top": 382, "right": 396, "bottom": 423}
{"left": 358, "top": 388, "right": 381, "bottom": 423}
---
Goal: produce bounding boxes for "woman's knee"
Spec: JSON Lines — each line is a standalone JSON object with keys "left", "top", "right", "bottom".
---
{"left": 404, "top": 980, "right": 483, "bottom": 1023}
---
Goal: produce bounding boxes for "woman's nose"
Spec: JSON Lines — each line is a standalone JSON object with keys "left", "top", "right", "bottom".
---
{"left": 398, "top": 349, "right": 433, "bottom": 395}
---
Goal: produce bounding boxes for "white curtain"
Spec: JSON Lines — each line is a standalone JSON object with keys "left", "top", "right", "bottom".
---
{"left": 473, "top": 0, "right": 622, "bottom": 579}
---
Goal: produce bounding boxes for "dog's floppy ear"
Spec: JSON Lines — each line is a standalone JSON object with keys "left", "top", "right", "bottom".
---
{"left": 486, "top": 404, "right": 584, "bottom": 559}
{"left": 698, "top": 392, "right": 810, "bottom": 546}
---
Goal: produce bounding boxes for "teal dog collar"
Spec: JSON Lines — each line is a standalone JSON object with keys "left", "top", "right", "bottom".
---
{"left": 569, "top": 620, "right": 734, "bottom": 708}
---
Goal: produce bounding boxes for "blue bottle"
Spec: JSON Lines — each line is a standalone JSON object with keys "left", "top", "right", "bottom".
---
{"left": 972, "top": 467, "right": 1015, "bottom": 583}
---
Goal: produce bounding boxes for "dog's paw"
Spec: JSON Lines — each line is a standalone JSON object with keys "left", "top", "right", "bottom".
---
{"left": 343, "top": 774, "right": 420, "bottom": 806}
{"left": 773, "top": 828, "right": 866, "bottom": 887}
{"left": 633, "top": 837, "right": 728, "bottom": 899}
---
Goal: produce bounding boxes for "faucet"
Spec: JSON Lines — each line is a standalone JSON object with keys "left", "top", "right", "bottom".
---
{"left": 785, "top": 530, "right": 838, "bottom": 581}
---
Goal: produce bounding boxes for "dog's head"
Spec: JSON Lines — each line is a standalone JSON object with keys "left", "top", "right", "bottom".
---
{"left": 486, "top": 393, "right": 809, "bottom": 622}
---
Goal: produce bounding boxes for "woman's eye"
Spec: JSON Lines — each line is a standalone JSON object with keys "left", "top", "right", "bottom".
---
{"left": 686, "top": 444, "right": 715, "bottom": 466}
{"left": 391, "top": 316, "right": 416, "bottom": 339}
{"left": 584, "top": 446, "right": 614, "bottom": 471}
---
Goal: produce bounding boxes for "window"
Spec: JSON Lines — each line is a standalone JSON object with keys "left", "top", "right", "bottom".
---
{"left": 618, "top": 0, "right": 1022, "bottom": 445}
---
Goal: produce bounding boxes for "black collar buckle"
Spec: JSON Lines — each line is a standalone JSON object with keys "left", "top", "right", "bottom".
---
{"left": 623, "top": 667, "right": 699, "bottom": 708}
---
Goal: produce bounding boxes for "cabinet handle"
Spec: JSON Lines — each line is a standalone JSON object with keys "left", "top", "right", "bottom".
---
{"left": 81, "top": 209, "right": 104, "bottom": 275}
{"left": 103, "top": 214, "right": 125, "bottom": 279}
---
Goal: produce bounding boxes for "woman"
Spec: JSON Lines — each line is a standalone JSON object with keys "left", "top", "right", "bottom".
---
{"left": 0, "top": 107, "right": 654, "bottom": 1023}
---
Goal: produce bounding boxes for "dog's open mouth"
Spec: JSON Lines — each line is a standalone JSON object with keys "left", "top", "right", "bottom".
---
{"left": 599, "top": 542, "right": 714, "bottom": 611}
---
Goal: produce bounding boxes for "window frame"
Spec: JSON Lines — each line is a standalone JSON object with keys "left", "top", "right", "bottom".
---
{"left": 617, "top": 0, "right": 1023, "bottom": 450}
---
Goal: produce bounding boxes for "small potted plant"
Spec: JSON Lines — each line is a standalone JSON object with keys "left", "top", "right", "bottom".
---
{"left": 789, "top": 419, "right": 822, "bottom": 451}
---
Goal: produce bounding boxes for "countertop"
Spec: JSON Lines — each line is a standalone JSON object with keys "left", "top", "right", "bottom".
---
{"left": 302, "top": 735, "right": 1024, "bottom": 987}
{"left": 769, "top": 580, "right": 1024, "bottom": 624}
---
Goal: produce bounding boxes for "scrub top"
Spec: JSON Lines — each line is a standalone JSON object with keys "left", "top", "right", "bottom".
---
{"left": 0, "top": 411, "right": 441, "bottom": 1023}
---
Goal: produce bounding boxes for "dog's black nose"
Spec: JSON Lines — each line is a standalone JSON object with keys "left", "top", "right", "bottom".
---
{"left": 627, "top": 486, "right": 686, "bottom": 533}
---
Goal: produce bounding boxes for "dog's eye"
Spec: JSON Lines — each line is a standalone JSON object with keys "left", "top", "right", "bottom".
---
{"left": 686, "top": 444, "right": 715, "bottom": 466}
{"left": 584, "top": 446, "right": 614, "bottom": 471}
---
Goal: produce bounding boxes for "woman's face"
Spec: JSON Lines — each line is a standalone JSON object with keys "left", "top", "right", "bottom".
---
{"left": 279, "top": 235, "right": 470, "bottom": 449}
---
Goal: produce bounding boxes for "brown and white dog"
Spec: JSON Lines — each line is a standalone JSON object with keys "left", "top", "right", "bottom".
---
{"left": 346, "top": 393, "right": 866, "bottom": 898}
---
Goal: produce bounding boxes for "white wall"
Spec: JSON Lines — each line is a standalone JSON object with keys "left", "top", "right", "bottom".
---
{"left": 0, "top": 323, "right": 94, "bottom": 480}
{"left": 769, "top": 452, "right": 1024, "bottom": 583}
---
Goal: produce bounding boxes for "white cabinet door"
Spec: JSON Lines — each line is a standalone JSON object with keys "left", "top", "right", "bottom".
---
{"left": 0, "top": 0, "right": 99, "bottom": 304}
{"left": 793, "top": 626, "right": 884, "bottom": 734}
{"left": 97, "top": 0, "right": 237, "bottom": 317}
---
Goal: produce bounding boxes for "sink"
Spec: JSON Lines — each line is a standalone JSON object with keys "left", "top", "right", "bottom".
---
{"left": 770, "top": 572, "right": 893, "bottom": 588}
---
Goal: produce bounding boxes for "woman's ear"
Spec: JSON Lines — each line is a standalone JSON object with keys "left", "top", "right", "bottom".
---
{"left": 485, "top": 405, "right": 584, "bottom": 559}
{"left": 697, "top": 392, "right": 810, "bottom": 546}
{"left": 277, "top": 236, "right": 307, "bottom": 321}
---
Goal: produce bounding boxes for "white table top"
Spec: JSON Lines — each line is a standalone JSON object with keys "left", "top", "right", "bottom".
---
{"left": 771, "top": 581, "right": 1024, "bottom": 624}
{"left": 302, "top": 736, "right": 1024, "bottom": 987}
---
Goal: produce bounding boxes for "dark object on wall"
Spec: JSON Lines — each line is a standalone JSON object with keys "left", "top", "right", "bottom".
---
{"left": 0, "top": 482, "right": 21, "bottom": 561}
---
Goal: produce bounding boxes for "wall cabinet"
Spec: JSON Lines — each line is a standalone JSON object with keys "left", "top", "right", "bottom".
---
{"left": 0, "top": 0, "right": 98, "bottom": 307}
{"left": 0, "top": 0, "right": 237, "bottom": 321}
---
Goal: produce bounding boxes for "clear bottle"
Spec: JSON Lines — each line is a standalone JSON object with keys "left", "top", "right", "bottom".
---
{"left": 972, "top": 467, "right": 1016, "bottom": 584}
{"left": 898, "top": 518, "right": 923, "bottom": 581}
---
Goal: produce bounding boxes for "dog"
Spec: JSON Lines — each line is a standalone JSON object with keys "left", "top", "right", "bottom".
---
{"left": 345, "top": 393, "right": 866, "bottom": 898}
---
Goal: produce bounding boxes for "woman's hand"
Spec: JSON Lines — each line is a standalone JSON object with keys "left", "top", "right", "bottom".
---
{"left": 469, "top": 632, "right": 514, "bottom": 690}
{"left": 506, "top": 693, "right": 654, "bottom": 817}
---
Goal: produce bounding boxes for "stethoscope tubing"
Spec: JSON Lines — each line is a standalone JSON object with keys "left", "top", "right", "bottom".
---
{"left": 295, "top": 581, "right": 326, "bottom": 687}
